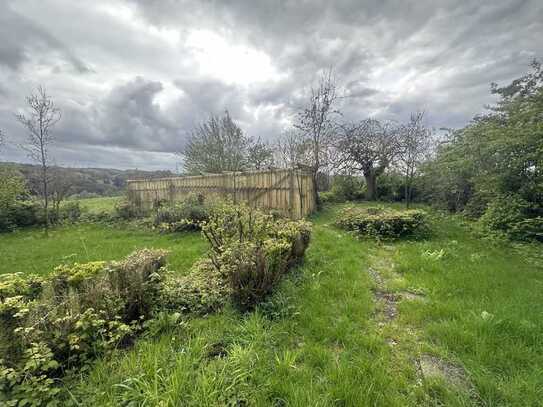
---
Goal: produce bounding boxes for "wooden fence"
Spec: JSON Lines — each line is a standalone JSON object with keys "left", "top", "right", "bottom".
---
{"left": 126, "top": 168, "right": 316, "bottom": 219}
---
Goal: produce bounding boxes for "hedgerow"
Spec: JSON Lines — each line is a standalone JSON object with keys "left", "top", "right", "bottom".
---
{"left": 0, "top": 249, "right": 167, "bottom": 405}
{"left": 0, "top": 202, "right": 312, "bottom": 405}
{"left": 336, "top": 206, "right": 428, "bottom": 239}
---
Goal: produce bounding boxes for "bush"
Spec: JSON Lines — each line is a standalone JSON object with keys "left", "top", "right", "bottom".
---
{"left": 336, "top": 206, "right": 428, "bottom": 239}
{"left": 0, "top": 249, "right": 168, "bottom": 405}
{"left": 59, "top": 201, "right": 82, "bottom": 223}
{"left": 0, "top": 169, "right": 42, "bottom": 232}
{"left": 115, "top": 198, "right": 143, "bottom": 220}
{"left": 49, "top": 201, "right": 83, "bottom": 224}
{"left": 161, "top": 259, "right": 230, "bottom": 315}
{"left": 201, "top": 202, "right": 311, "bottom": 310}
{"left": 479, "top": 194, "right": 543, "bottom": 241}
{"left": 154, "top": 193, "right": 210, "bottom": 232}
{"left": 80, "top": 210, "right": 118, "bottom": 224}
{"left": 376, "top": 172, "right": 406, "bottom": 202}
{"left": 318, "top": 191, "right": 335, "bottom": 204}
{"left": 322, "top": 175, "right": 366, "bottom": 203}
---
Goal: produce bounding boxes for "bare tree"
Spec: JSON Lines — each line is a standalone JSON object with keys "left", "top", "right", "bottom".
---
{"left": 247, "top": 137, "right": 275, "bottom": 170}
{"left": 274, "top": 129, "right": 311, "bottom": 169}
{"left": 295, "top": 69, "right": 340, "bottom": 205}
{"left": 16, "top": 86, "right": 61, "bottom": 230}
{"left": 398, "top": 112, "right": 433, "bottom": 208}
{"left": 336, "top": 119, "right": 399, "bottom": 200}
{"left": 182, "top": 110, "right": 250, "bottom": 174}
{"left": 0, "top": 129, "right": 4, "bottom": 149}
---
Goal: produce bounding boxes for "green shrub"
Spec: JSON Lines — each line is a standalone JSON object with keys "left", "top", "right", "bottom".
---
{"left": 154, "top": 193, "right": 210, "bottom": 232}
{"left": 0, "top": 168, "right": 42, "bottom": 232}
{"left": 114, "top": 198, "right": 143, "bottom": 220}
{"left": 0, "top": 273, "right": 44, "bottom": 302}
{"left": 336, "top": 206, "right": 428, "bottom": 239}
{"left": 80, "top": 210, "right": 118, "bottom": 224}
{"left": 479, "top": 194, "right": 543, "bottom": 241}
{"left": 201, "top": 202, "right": 311, "bottom": 310}
{"left": 322, "top": 175, "right": 366, "bottom": 203}
{"left": 161, "top": 259, "right": 230, "bottom": 315}
{"left": 59, "top": 201, "right": 82, "bottom": 223}
{"left": 0, "top": 249, "right": 168, "bottom": 405}
{"left": 318, "top": 191, "right": 335, "bottom": 204}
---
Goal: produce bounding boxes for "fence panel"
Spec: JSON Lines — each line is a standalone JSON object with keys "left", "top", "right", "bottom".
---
{"left": 127, "top": 168, "right": 316, "bottom": 219}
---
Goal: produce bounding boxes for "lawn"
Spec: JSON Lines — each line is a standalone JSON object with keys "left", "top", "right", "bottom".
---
{"left": 1, "top": 202, "right": 542, "bottom": 405}
{"left": 75, "top": 195, "right": 122, "bottom": 214}
{"left": 0, "top": 223, "right": 206, "bottom": 275}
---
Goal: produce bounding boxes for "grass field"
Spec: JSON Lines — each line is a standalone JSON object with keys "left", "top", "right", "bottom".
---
{"left": 1, "top": 201, "right": 542, "bottom": 405}
{"left": 74, "top": 195, "right": 122, "bottom": 213}
{"left": 0, "top": 224, "right": 206, "bottom": 276}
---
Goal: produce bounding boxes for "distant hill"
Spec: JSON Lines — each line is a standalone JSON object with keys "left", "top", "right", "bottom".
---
{"left": 0, "top": 162, "right": 174, "bottom": 198}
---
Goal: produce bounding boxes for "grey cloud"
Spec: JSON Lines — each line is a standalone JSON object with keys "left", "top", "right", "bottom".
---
{"left": 0, "top": 2, "right": 90, "bottom": 72}
{"left": 173, "top": 77, "right": 247, "bottom": 122}
{"left": 0, "top": 0, "right": 542, "bottom": 170}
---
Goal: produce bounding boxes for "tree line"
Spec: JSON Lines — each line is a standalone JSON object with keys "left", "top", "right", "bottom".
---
{"left": 1, "top": 61, "right": 541, "bottom": 239}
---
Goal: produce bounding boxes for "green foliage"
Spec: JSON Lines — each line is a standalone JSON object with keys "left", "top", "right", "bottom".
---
{"left": 0, "top": 249, "right": 168, "bottom": 405}
{"left": 201, "top": 202, "right": 311, "bottom": 310}
{"left": 0, "top": 168, "right": 41, "bottom": 232}
{"left": 336, "top": 206, "right": 428, "bottom": 239}
{"left": 114, "top": 198, "right": 143, "bottom": 220}
{"left": 327, "top": 175, "right": 366, "bottom": 202}
{"left": 58, "top": 201, "right": 81, "bottom": 223}
{"left": 183, "top": 111, "right": 274, "bottom": 173}
{"left": 377, "top": 172, "right": 408, "bottom": 202}
{"left": 420, "top": 61, "right": 543, "bottom": 239}
{"left": 154, "top": 193, "right": 211, "bottom": 232}
{"left": 479, "top": 194, "right": 543, "bottom": 241}
{"left": 0, "top": 273, "right": 44, "bottom": 302}
{"left": 161, "top": 259, "right": 230, "bottom": 315}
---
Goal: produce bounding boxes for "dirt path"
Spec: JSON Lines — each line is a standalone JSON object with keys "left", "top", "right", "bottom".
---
{"left": 367, "top": 247, "right": 479, "bottom": 402}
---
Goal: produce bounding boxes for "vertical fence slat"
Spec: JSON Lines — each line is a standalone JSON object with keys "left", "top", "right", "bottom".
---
{"left": 127, "top": 169, "right": 316, "bottom": 219}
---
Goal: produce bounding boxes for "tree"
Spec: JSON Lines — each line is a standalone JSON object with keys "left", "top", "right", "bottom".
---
{"left": 0, "top": 167, "right": 32, "bottom": 232}
{"left": 0, "top": 129, "right": 4, "bottom": 149}
{"left": 398, "top": 112, "right": 433, "bottom": 207}
{"left": 295, "top": 69, "right": 340, "bottom": 205}
{"left": 274, "top": 129, "right": 311, "bottom": 169}
{"left": 16, "top": 86, "right": 61, "bottom": 230}
{"left": 420, "top": 61, "right": 543, "bottom": 239}
{"left": 182, "top": 111, "right": 250, "bottom": 174}
{"left": 247, "top": 137, "right": 275, "bottom": 170}
{"left": 337, "top": 119, "right": 399, "bottom": 200}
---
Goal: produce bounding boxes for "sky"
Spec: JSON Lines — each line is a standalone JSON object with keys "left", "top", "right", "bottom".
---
{"left": 0, "top": 0, "right": 541, "bottom": 171}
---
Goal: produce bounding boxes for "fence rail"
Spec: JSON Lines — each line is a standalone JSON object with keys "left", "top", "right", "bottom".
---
{"left": 126, "top": 168, "right": 316, "bottom": 219}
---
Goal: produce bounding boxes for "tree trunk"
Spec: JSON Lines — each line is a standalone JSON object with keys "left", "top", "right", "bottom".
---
{"left": 312, "top": 170, "right": 321, "bottom": 209}
{"left": 364, "top": 171, "right": 377, "bottom": 201}
{"left": 42, "top": 164, "right": 50, "bottom": 231}
{"left": 405, "top": 173, "right": 410, "bottom": 208}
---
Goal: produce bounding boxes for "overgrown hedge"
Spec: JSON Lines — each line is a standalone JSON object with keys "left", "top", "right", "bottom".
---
{"left": 0, "top": 202, "right": 312, "bottom": 404}
{"left": 0, "top": 249, "right": 167, "bottom": 405}
{"left": 200, "top": 202, "right": 311, "bottom": 310}
{"left": 336, "top": 206, "right": 428, "bottom": 239}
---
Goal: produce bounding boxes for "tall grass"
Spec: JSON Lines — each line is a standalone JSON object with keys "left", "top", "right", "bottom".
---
{"left": 2, "top": 202, "right": 542, "bottom": 405}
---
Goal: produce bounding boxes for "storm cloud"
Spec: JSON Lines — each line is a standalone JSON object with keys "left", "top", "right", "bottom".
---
{"left": 0, "top": 0, "right": 541, "bottom": 170}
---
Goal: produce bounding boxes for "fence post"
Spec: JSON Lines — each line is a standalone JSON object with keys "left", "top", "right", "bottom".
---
{"left": 289, "top": 169, "right": 295, "bottom": 218}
